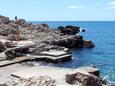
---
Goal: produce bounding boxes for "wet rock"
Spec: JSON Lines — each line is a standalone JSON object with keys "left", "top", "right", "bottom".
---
{"left": 0, "top": 42, "right": 6, "bottom": 52}
{"left": 84, "top": 40, "right": 95, "bottom": 48}
{"left": 82, "top": 29, "right": 86, "bottom": 32}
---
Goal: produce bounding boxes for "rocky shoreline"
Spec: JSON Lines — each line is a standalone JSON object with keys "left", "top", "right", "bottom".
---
{"left": 0, "top": 15, "right": 108, "bottom": 86}
{"left": 0, "top": 15, "right": 95, "bottom": 61}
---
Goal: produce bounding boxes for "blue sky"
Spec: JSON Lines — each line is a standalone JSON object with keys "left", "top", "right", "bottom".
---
{"left": 0, "top": 0, "right": 115, "bottom": 21}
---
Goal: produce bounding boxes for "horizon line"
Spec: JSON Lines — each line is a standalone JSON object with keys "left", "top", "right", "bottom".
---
{"left": 28, "top": 20, "right": 115, "bottom": 22}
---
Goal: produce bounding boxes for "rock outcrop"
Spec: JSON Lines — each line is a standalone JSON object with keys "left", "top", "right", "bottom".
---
{"left": 58, "top": 25, "right": 80, "bottom": 35}
{"left": 66, "top": 72, "right": 106, "bottom": 86}
{"left": 84, "top": 40, "right": 95, "bottom": 48}
{"left": 0, "top": 15, "right": 95, "bottom": 60}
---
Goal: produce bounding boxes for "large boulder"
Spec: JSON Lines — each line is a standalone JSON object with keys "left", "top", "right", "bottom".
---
{"left": 5, "top": 49, "right": 19, "bottom": 60}
{"left": 66, "top": 72, "right": 106, "bottom": 86}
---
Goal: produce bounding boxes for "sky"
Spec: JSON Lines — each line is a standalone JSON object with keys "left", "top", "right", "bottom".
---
{"left": 0, "top": 0, "right": 115, "bottom": 21}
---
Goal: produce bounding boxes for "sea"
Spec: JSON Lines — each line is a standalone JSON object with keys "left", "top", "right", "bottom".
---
{"left": 31, "top": 21, "right": 115, "bottom": 84}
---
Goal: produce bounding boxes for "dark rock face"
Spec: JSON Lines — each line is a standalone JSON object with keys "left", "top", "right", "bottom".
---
{"left": 58, "top": 25, "right": 80, "bottom": 35}
{"left": 53, "top": 35, "right": 84, "bottom": 48}
{"left": 66, "top": 72, "right": 105, "bottom": 86}
{"left": 0, "top": 42, "right": 6, "bottom": 52}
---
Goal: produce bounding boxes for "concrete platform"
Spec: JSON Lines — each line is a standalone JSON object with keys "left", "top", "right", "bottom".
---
{"left": 0, "top": 57, "right": 30, "bottom": 67}
{"left": 40, "top": 50, "right": 71, "bottom": 56}
{"left": 28, "top": 50, "right": 72, "bottom": 63}
{"left": 11, "top": 66, "right": 99, "bottom": 85}
{"left": 0, "top": 50, "right": 72, "bottom": 67}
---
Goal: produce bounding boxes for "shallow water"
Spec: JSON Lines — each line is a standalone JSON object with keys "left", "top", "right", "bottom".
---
{"left": 31, "top": 21, "right": 115, "bottom": 82}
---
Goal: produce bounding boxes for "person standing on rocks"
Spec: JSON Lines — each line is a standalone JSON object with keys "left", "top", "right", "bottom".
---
{"left": 15, "top": 16, "right": 17, "bottom": 21}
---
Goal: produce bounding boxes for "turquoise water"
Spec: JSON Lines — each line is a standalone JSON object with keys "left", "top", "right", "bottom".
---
{"left": 31, "top": 21, "right": 115, "bottom": 82}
